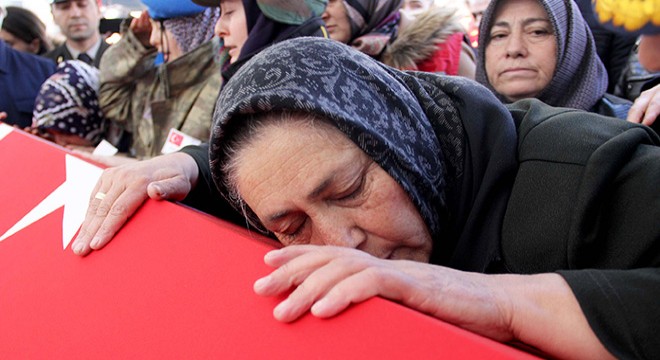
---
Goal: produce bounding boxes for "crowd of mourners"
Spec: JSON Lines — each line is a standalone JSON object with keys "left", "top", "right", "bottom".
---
{"left": 1, "top": 0, "right": 659, "bottom": 359}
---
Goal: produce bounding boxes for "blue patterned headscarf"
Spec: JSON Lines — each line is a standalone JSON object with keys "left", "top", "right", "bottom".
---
{"left": 475, "top": 0, "right": 608, "bottom": 111}
{"left": 210, "top": 38, "right": 518, "bottom": 271}
{"left": 32, "top": 60, "right": 104, "bottom": 144}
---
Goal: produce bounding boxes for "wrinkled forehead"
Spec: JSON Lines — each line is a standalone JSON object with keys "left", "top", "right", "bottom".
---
{"left": 482, "top": 0, "right": 561, "bottom": 51}
{"left": 491, "top": 0, "right": 550, "bottom": 23}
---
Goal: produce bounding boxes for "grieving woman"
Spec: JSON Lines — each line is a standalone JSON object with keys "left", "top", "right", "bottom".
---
{"left": 206, "top": 38, "right": 659, "bottom": 359}
{"left": 71, "top": 0, "right": 329, "bottom": 253}
{"left": 71, "top": 37, "right": 659, "bottom": 359}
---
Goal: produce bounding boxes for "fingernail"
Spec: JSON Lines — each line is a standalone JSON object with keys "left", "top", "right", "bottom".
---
{"left": 311, "top": 298, "right": 329, "bottom": 315}
{"left": 273, "top": 300, "right": 290, "bottom": 320}
{"left": 253, "top": 276, "right": 271, "bottom": 292}
{"left": 73, "top": 243, "right": 84, "bottom": 254}
{"left": 90, "top": 237, "right": 101, "bottom": 249}
{"left": 264, "top": 249, "right": 281, "bottom": 261}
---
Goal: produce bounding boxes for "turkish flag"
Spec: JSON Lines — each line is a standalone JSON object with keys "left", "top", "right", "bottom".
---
{"left": 169, "top": 131, "right": 184, "bottom": 146}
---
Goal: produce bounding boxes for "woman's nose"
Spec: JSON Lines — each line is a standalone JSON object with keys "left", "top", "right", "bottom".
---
{"left": 505, "top": 31, "right": 528, "bottom": 58}
{"left": 311, "top": 214, "right": 366, "bottom": 249}
{"left": 214, "top": 19, "right": 225, "bottom": 38}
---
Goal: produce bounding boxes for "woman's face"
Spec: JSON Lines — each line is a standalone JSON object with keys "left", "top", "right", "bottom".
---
{"left": 149, "top": 19, "right": 183, "bottom": 62}
{"left": 234, "top": 118, "right": 433, "bottom": 262}
{"left": 484, "top": 0, "right": 557, "bottom": 102}
{"left": 217, "top": 0, "right": 248, "bottom": 63}
{"left": 0, "top": 29, "right": 39, "bottom": 54}
{"left": 322, "top": 0, "right": 352, "bottom": 44}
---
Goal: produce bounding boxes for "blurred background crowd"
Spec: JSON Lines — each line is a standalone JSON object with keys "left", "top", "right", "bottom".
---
{"left": 0, "top": 0, "right": 657, "bottom": 160}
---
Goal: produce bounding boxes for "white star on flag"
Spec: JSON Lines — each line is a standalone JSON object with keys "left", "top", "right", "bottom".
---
{"left": 0, "top": 154, "right": 103, "bottom": 250}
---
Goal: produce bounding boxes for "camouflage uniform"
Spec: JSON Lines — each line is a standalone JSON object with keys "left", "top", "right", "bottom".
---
{"left": 99, "top": 27, "right": 221, "bottom": 159}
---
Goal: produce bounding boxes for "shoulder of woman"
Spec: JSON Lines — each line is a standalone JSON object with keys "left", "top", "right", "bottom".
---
{"left": 507, "top": 99, "right": 658, "bottom": 163}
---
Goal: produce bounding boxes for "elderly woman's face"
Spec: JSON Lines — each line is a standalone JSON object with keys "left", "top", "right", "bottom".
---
{"left": 484, "top": 0, "right": 557, "bottom": 101}
{"left": 322, "top": 0, "right": 352, "bottom": 44}
{"left": 234, "top": 118, "right": 433, "bottom": 262}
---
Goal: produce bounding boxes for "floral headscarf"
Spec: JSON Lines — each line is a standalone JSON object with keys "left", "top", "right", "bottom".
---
{"left": 32, "top": 60, "right": 105, "bottom": 144}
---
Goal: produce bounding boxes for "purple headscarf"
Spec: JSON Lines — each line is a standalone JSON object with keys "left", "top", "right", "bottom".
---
{"left": 475, "top": 0, "right": 608, "bottom": 111}
{"left": 164, "top": 7, "right": 220, "bottom": 54}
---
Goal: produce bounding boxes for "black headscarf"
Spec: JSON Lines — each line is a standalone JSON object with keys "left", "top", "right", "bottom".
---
{"left": 222, "top": 0, "right": 328, "bottom": 81}
{"left": 210, "top": 38, "right": 518, "bottom": 272}
{"left": 475, "top": 0, "right": 608, "bottom": 111}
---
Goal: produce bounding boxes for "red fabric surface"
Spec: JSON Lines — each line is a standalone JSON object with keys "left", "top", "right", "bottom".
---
{"left": 0, "top": 129, "right": 540, "bottom": 359}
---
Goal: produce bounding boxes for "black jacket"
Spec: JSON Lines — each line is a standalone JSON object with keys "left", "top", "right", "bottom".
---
{"left": 44, "top": 40, "right": 110, "bottom": 69}
{"left": 504, "top": 99, "right": 660, "bottom": 359}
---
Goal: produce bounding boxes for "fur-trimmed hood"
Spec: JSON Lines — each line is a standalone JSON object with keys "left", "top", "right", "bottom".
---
{"left": 382, "top": 6, "right": 466, "bottom": 70}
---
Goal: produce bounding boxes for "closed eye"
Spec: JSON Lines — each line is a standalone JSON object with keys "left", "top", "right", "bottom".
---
{"left": 334, "top": 173, "right": 365, "bottom": 202}
{"left": 275, "top": 217, "right": 308, "bottom": 245}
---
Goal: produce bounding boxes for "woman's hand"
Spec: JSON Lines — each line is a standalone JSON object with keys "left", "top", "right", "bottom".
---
{"left": 254, "top": 245, "right": 515, "bottom": 341}
{"left": 71, "top": 152, "right": 199, "bottom": 256}
{"left": 627, "top": 84, "right": 660, "bottom": 127}
{"left": 255, "top": 245, "right": 614, "bottom": 359}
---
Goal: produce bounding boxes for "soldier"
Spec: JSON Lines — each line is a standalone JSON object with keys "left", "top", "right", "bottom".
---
{"left": 45, "top": 0, "right": 109, "bottom": 68}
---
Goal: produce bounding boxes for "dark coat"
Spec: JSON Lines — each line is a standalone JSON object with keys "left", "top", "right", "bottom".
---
{"left": 505, "top": 99, "right": 660, "bottom": 360}
{"left": 44, "top": 39, "right": 110, "bottom": 69}
{"left": 0, "top": 40, "right": 56, "bottom": 128}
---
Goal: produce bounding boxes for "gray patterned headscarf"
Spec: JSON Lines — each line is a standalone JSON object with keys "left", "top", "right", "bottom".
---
{"left": 164, "top": 7, "right": 220, "bottom": 54}
{"left": 475, "top": 0, "right": 608, "bottom": 111}
{"left": 210, "top": 37, "right": 518, "bottom": 271}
